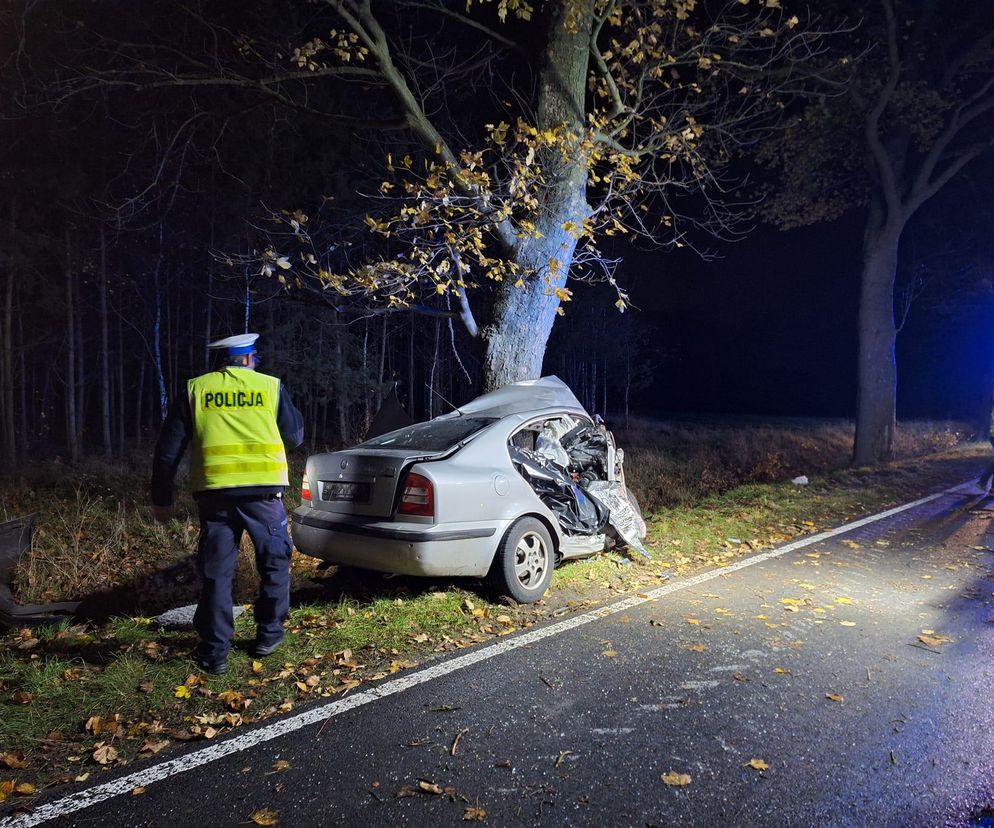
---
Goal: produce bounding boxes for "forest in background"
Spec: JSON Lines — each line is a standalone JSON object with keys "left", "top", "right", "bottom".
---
{"left": 1, "top": 0, "right": 993, "bottom": 471}
{"left": 0, "top": 1, "right": 666, "bottom": 468}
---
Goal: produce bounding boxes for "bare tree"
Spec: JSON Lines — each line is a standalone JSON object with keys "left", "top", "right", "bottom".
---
{"left": 759, "top": 0, "right": 994, "bottom": 464}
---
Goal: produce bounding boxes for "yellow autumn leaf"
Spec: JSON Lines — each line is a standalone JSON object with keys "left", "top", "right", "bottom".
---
{"left": 252, "top": 661, "right": 264, "bottom": 674}
{"left": 825, "top": 693, "right": 844, "bottom": 703}
{"left": 661, "top": 771, "right": 692, "bottom": 786}
{"left": 835, "top": 597, "right": 853, "bottom": 605}
{"left": 746, "top": 758, "right": 769, "bottom": 771}
{"left": 174, "top": 685, "right": 191, "bottom": 699}
{"left": 918, "top": 633, "right": 953, "bottom": 647}
{"left": 15, "top": 782, "right": 36, "bottom": 795}
{"left": 602, "top": 649, "right": 618, "bottom": 658}
{"left": 249, "top": 809, "right": 279, "bottom": 826}
{"left": 92, "top": 744, "right": 118, "bottom": 765}
{"left": 840, "top": 621, "right": 856, "bottom": 627}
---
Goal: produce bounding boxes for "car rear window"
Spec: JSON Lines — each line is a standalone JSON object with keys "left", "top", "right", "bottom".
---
{"left": 360, "top": 417, "right": 498, "bottom": 451}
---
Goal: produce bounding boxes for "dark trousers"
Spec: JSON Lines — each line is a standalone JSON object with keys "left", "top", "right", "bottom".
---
{"left": 193, "top": 494, "right": 292, "bottom": 661}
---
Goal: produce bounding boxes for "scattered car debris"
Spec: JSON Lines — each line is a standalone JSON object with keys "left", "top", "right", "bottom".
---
{"left": 0, "top": 513, "right": 80, "bottom": 628}
{"left": 154, "top": 603, "right": 245, "bottom": 631}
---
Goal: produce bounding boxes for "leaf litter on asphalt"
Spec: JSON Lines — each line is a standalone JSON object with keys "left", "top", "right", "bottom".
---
{"left": 248, "top": 808, "right": 279, "bottom": 826}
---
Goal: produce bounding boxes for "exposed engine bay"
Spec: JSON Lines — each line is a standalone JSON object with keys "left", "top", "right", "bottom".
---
{"left": 509, "top": 416, "right": 649, "bottom": 558}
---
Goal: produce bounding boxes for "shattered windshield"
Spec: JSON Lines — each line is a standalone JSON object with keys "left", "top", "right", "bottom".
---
{"left": 360, "top": 417, "right": 498, "bottom": 451}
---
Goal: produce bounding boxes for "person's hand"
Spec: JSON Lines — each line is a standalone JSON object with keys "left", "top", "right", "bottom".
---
{"left": 151, "top": 504, "right": 175, "bottom": 523}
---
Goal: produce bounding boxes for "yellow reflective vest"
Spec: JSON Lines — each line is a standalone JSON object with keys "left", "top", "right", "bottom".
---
{"left": 187, "top": 368, "right": 289, "bottom": 491}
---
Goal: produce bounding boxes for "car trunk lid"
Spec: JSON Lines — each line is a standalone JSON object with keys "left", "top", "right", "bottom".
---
{"left": 306, "top": 448, "right": 443, "bottom": 518}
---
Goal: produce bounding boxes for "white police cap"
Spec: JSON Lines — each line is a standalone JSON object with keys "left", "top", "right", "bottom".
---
{"left": 208, "top": 333, "right": 259, "bottom": 356}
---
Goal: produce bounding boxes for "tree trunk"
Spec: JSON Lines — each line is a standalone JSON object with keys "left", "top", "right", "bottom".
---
{"left": 73, "top": 266, "right": 85, "bottom": 448}
{"left": 116, "top": 305, "right": 125, "bottom": 455}
{"left": 479, "top": 2, "right": 593, "bottom": 393}
{"left": 99, "top": 227, "right": 112, "bottom": 456}
{"left": 135, "top": 359, "right": 145, "bottom": 444}
{"left": 65, "top": 229, "right": 79, "bottom": 463}
{"left": 853, "top": 219, "right": 902, "bottom": 466}
{"left": 18, "top": 312, "right": 27, "bottom": 455}
{"left": 152, "top": 231, "right": 168, "bottom": 422}
{"left": 1, "top": 266, "right": 15, "bottom": 466}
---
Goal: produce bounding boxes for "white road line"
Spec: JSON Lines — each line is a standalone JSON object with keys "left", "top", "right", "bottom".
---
{"left": 0, "top": 488, "right": 949, "bottom": 828}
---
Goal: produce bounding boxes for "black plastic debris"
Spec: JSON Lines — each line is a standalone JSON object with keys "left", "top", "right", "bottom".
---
{"left": 0, "top": 514, "right": 80, "bottom": 628}
{"left": 510, "top": 447, "right": 610, "bottom": 535}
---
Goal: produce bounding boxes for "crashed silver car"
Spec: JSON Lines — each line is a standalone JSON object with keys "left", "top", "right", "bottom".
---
{"left": 291, "top": 377, "right": 647, "bottom": 603}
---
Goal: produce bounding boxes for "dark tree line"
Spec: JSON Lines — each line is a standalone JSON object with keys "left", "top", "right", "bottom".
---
{"left": 0, "top": 0, "right": 813, "bottom": 467}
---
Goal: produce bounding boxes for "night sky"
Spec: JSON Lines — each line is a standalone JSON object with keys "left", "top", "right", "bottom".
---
{"left": 601, "top": 204, "right": 993, "bottom": 421}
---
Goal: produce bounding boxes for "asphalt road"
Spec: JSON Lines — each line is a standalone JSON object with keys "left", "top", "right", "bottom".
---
{"left": 9, "top": 487, "right": 994, "bottom": 827}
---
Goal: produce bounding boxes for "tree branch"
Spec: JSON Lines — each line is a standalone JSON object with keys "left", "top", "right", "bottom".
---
{"left": 325, "top": 0, "right": 518, "bottom": 254}
{"left": 395, "top": 1, "right": 521, "bottom": 51}
{"left": 861, "top": 0, "right": 903, "bottom": 221}
{"left": 911, "top": 75, "right": 994, "bottom": 198}
{"left": 589, "top": 0, "right": 627, "bottom": 119}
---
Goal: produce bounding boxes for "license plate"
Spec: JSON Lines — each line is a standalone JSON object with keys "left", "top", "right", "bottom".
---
{"left": 320, "top": 481, "right": 371, "bottom": 503}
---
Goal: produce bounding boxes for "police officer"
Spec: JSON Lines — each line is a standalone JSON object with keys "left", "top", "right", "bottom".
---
{"left": 150, "top": 333, "right": 304, "bottom": 674}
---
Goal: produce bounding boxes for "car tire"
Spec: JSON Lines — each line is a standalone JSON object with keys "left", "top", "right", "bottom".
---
{"left": 487, "top": 517, "right": 554, "bottom": 604}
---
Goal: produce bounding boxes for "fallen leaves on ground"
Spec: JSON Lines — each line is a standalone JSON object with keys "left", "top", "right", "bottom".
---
{"left": 91, "top": 743, "right": 118, "bottom": 765}
{"left": 174, "top": 685, "right": 192, "bottom": 700}
{"left": 825, "top": 693, "right": 844, "bottom": 703}
{"left": 138, "top": 739, "right": 170, "bottom": 758}
{"left": 249, "top": 808, "right": 279, "bottom": 826}
{"left": 0, "top": 780, "right": 35, "bottom": 801}
{"left": 746, "top": 758, "right": 769, "bottom": 771}
{"left": 418, "top": 780, "right": 444, "bottom": 795}
{"left": 463, "top": 806, "right": 487, "bottom": 821}
{"left": 661, "top": 771, "right": 692, "bottom": 786}
{"left": 918, "top": 632, "right": 953, "bottom": 647}
{"left": 1, "top": 752, "right": 28, "bottom": 770}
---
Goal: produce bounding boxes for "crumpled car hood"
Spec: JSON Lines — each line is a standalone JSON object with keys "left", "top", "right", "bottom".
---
{"left": 457, "top": 376, "right": 586, "bottom": 419}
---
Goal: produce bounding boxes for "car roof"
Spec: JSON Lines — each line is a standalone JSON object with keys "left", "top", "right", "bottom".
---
{"left": 456, "top": 376, "right": 588, "bottom": 419}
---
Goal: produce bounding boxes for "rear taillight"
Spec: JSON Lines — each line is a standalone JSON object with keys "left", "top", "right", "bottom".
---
{"left": 398, "top": 472, "right": 434, "bottom": 518}
{"left": 301, "top": 478, "right": 312, "bottom": 501}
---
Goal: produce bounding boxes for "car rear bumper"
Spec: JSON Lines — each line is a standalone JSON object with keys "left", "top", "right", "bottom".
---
{"left": 291, "top": 506, "right": 503, "bottom": 577}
